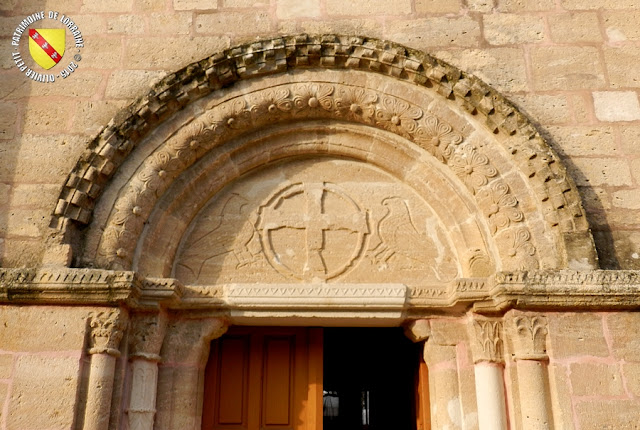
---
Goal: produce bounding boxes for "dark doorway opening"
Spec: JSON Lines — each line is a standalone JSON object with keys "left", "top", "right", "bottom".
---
{"left": 323, "top": 328, "right": 423, "bottom": 430}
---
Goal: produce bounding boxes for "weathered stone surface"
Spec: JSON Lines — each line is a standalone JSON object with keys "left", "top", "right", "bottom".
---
{"left": 570, "top": 362, "right": 623, "bottom": 396}
{"left": 509, "top": 94, "right": 570, "bottom": 125}
{"left": 124, "top": 36, "right": 230, "bottom": 69}
{"left": 604, "top": 46, "right": 640, "bottom": 88}
{"left": 0, "top": 103, "right": 17, "bottom": 140}
{"left": 530, "top": 46, "right": 606, "bottom": 90}
{"left": 0, "top": 354, "right": 13, "bottom": 379}
{"left": 386, "top": 17, "right": 481, "bottom": 49}
{"left": 607, "top": 313, "right": 640, "bottom": 361}
{"left": 7, "top": 355, "right": 81, "bottom": 430}
{"left": 483, "top": 13, "right": 546, "bottom": 45}
{"left": 195, "top": 11, "right": 271, "bottom": 34}
{"left": 548, "top": 313, "right": 609, "bottom": 359}
{"left": 22, "top": 100, "right": 75, "bottom": 134}
{"left": 568, "top": 158, "right": 632, "bottom": 187}
{"left": 576, "top": 400, "right": 640, "bottom": 430}
{"left": 415, "top": 0, "right": 461, "bottom": 14}
{"left": 623, "top": 362, "right": 640, "bottom": 396}
{"left": 548, "top": 12, "right": 603, "bottom": 43}
{"left": 0, "top": 306, "right": 88, "bottom": 352}
{"left": 593, "top": 91, "right": 640, "bottom": 122}
{"left": 620, "top": 126, "right": 640, "bottom": 155}
{"left": 326, "top": 0, "right": 411, "bottom": 15}
{"left": 547, "top": 126, "right": 617, "bottom": 157}
{"left": 276, "top": 0, "right": 320, "bottom": 18}
{"left": 105, "top": 70, "right": 167, "bottom": 99}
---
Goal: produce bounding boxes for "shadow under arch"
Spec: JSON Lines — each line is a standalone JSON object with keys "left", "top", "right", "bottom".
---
{"left": 48, "top": 34, "right": 598, "bottom": 274}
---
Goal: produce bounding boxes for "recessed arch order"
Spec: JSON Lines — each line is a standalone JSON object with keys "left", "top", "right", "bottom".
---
{"left": 52, "top": 34, "right": 597, "bottom": 286}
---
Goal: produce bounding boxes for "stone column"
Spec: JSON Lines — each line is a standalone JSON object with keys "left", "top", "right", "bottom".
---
{"left": 155, "top": 318, "right": 228, "bottom": 430}
{"left": 469, "top": 317, "right": 508, "bottom": 430}
{"left": 127, "top": 312, "right": 168, "bottom": 430}
{"left": 510, "top": 314, "right": 550, "bottom": 430}
{"left": 84, "top": 308, "right": 128, "bottom": 430}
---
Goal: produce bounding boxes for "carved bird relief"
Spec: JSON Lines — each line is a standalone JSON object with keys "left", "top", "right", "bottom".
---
{"left": 371, "top": 197, "right": 456, "bottom": 280}
{"left": 176, "top": 193, "right": 261, "bottom": 282}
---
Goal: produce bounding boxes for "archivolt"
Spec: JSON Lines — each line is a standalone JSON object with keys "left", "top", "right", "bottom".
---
{"left": 51, "top": 34, "right": 595, "bottom": 272}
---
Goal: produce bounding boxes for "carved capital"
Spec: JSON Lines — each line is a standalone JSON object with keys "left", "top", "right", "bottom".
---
{"left": 510, "top": 314, "right": 548, "bottom": 361}
{"left": 161, "top": 318, "right": 228, "bottom": 364}
{"left": 469, "top": 317, "right": 504, "bottom": 364}
{"left": 88, "top": 308, "right": 128, "bottom": 357}
{"left": 129, "top": 313, "right": 168, "bottom": 361}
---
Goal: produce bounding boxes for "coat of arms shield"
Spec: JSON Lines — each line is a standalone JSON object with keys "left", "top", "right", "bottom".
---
{"left": 28, "top": 29, "right": 65, "bottom": 70}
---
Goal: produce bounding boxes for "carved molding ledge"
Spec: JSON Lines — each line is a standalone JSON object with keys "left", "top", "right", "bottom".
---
{"left": 2, "top": 268, "right": 640, "bottom": 315}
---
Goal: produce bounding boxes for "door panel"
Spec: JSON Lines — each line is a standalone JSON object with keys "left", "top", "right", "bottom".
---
{"left": 203, "top": 327, "right": 323, "bottom": 430}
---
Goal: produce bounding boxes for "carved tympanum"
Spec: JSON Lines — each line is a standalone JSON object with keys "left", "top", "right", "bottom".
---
{"left": 174, "top": 158, "right": 460, "bottom": 287}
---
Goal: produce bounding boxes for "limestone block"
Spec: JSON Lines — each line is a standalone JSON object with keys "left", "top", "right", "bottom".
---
{"left": 9, "top": 184, "right": 61, "bottom": 209}
{"left": 78, "top": 36, "right": 124, "bottom": 69}
{"left": 72, "top": 100, "right": 128, "bottom": 135}
{"left": 105, "top": 70, "right": 166, "bottom": 99}
{"left": 467, "top": 0, "right": 494, "bottom": 12}
{"left": 632, "top": 159, "right": 640, "bottom": 185}
{"left": 607, "top": 313, "right": 640, "bottom": 361}
{"left": 496, "top": 0, "right": 554, "bottom": 11}
{"left": 597, "top": 230, "right": 640, "bottom": 270}
{"left": 300, "top": 19, "right": 382, "bottom": 38}
{"left": 7, "top": 209, "right": 45, "bottom": 237}
{"left": 547, "top": 363, "right": 576, "bottom": 430}
{"left": 568, "top": 158, "right": 632, "bottom": 187}
{"left": 124, "top": 36, "right": 230, "bottom": 69}
{"left": 509, "top": 94, "right": 570, "bottom": 125}
{"left": 0, "top": 184, "right": 10, "bottom": 208}
{"left": 276, "top": 0, "right": 320, "bottom": 19}
{"left": 14, "top": 134, "right": 86, "bottom": 183}
{"left": 548, "top": 12, "right": 603, "bottom": 43}
{"left": 570, "top": 362, "right": 623, "bottom": 396}
{"left": 612, "top": 190, "right": 640, "bottom": 210}
{"left": 224, "top": 0, "right": 268, "bottom": 6}
{"left": 620, "top": 126, "right": 640, "bottom": 154}
{"left": 7, "top": 355, "right": 80, "bottom": 430}
{"left": 415, "top": 0, "right": 461, "bottom": 14}
{"left": 326, "top": 0, "right": 411, "bottom": 15}
{"left": 548, "top": 313, "right": 609, "bottom": 359}
{"left": 28, "top": 71, "right": 104, "bottom": 98}
{"left": 593, "top": 91, "right": 640, "bottom": 122}
{"left": 135, "top": 0, "right": 166, "bottom": 12}
{"left": 195, "top": 11, "right": 271, "bottom": 35}
{"left": 483, "top": 13, "right": 546, "bottom": 45}
{"left": 0, "top": 306, "right": 88, "bottom": 352}
{"left": 0, "top": 354, "right": 14, "bottom": 379}
{"left": 434, "top": 48, "right": 527, "bottom": 92}
{"left": 148, "top": 12, "right": 192, "bottom": 35}
{"left": 81, "top": 0, "right": 133, "bottom": 12}
{"left": 623, "top": 362, "right": 640, "bottom": 397}
{"left": 0, "top": 103, "right": 17, "bottom": 140}
{"left": 546, "top": 126, "right": 617, "bottom": 157}
{"left": 576, "top": 400, "right": 640, "bottom": 430}
{"left": 561, "top": 0, "right": 639, "bottom": 9}
{"left": 530, "top": 46, "right": 606, "bottom": 90}
{"left": 386, "top": 16, "right": 481, "bottom": 50}
{"left": 107, "top": 14, "right": 144, "bottom": 34}
{"left": 22, "top": 99, "right": 75, "bottom": 134}
{"left": 604, "top": 10, "right": 640, "bottom": 42}
{"left": 174, "top": 0, "right": 218, "bottom": 10}
{"left": 0, "top": 239, "right": 43, "bottom": 268}
{"left": 429, "top": 319, "right": 467, "bottom": 346}
{"left": 605, "top": 46, "right": 640, "bottom": 89}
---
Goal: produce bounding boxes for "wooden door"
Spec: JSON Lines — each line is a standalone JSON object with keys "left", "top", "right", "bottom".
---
{"left": 202, "top": 327, "right": 323, "bottom": 430}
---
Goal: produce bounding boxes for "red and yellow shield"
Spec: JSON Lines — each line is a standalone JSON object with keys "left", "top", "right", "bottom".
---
{"left": 28, "top": 29, "right": 65, "bottom": 70}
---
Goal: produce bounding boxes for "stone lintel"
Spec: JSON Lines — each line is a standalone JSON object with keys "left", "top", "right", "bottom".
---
{"left": 1, "top": 268, "right": 640, "bottom": 315}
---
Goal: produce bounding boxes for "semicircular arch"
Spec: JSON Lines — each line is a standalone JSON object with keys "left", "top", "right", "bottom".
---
{"left": 52, "top": 34, "right": 597, "bottom": 276}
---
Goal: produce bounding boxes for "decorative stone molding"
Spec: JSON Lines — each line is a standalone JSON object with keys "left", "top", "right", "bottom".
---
{"left": 470, "top": 318, "right": 504, "bottom": 364}
{"left": 129, "top": 313, "right": 167, "bottom": 361}
{"left": 51, "top": 34, "right": 594, "bottom": 273}
{"left": 510, "top": 313, "right": 548, "bottom": 361}
{"left": 88, "top": 308, "right": 128, "bottom": 357}
{"left": 3, "top": 269, "right": 640, "bottom": 315}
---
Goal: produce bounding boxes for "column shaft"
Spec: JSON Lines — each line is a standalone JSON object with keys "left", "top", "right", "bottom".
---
{"left": 474, "top": 362, "right": 508, "bottom": 430}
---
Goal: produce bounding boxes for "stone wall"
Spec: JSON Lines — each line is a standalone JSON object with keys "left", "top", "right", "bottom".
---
{"left": 1, "top": 0, "right": 640, "bottom": 269}
{"left": 2, "top": 0, "right": 640, "bottom": 429}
